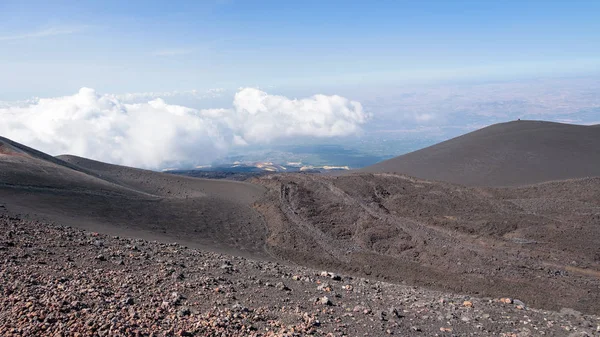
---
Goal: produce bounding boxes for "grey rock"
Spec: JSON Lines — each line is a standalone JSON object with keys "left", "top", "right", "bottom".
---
{"left": 177, "top": 307, "right": 191, "bottom": 317}
{"left": 275, "top": 282, "right": 290, "bottom": 291}
{"left": 513, "top": 299, "right": 526, "bottom": 308}
{"left": 319, "top": 296, "right": 332, "bottom": 306}
{"left": 95, "top": 254, "right": 106, "bottom": 261}
{"left": 122, "top": 297, "right": 134, "bottom": 305}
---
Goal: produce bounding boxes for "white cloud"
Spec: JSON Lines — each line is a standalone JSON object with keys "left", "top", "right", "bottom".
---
{"left": 0, "top": 26, "right": 86, "bottom": 41}
{"left": 229, "top": 88, "right": 369, "bottom": 142}
{"left": 0, "top": 87, "right": 368, "bottom": 169}
{"left": 413, "top": 113, "right": 435, "bottom": 123}
{"left": 114, "top": 88, "right": 225, "bottom": 103}
{"left": 0, "top": 98, "right": 40, "bottom": 109}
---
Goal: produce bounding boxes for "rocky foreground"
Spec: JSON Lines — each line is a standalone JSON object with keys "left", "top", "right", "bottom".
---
{"left": 1, "top": 214, "right": 599, "bottom": 336}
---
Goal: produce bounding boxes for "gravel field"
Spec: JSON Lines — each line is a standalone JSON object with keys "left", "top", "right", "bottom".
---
{"left": 1, "top": 214, "right": 599, "bottom": 336}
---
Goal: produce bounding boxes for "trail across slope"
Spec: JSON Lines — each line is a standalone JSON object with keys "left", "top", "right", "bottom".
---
{"left": 252, "top": 173, "right": 600, "bottom": 314}
{"left": 57, "top": 155, "right": 265, "bottom": 203}
{"left": 361, "top": 120, "right": 600, "bottom": 186}
{"left": 0, "top": 137, "right": 269, "bottom": 258}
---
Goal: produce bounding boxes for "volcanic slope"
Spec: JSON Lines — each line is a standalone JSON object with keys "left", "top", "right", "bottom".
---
{"left": 252, "top": 173, "right": 600, "bottom": 314}
{"left": 361, "top": 120, "right": 600, "bottom": 186}
{"left": 0, "top": 136, "right": 268, "bottom": 257}
{"left": 56, "top": 155, "right": 264, "bottom": 202}
{"left": 4, "top": 135, "right": 600, "bottom": 315}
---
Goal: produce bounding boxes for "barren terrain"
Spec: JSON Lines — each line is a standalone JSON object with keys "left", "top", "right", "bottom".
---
{"left": 2, "top": 120, "right": 600, "bottom": 335}
{"left": 252, "top": 173, "right": 600, "bottom": 315}
{"left": 2, "top": 214, "right": 599, "bottom": 336}
{"left": 361, "top": 120, "right": 600, "bottom": 186}
{"left": 0, "top": 137, "right": 269, "bottom": 258}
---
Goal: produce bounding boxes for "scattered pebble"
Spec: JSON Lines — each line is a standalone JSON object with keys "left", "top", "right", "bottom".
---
{"left": 0, "top": 214, "right": 597, "bottom": 337}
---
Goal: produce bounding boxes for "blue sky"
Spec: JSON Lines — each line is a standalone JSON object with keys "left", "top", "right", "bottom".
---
{"left": 1, "top": 0, "right": 600, "bottom": 99}
{"left": 1, "top": 1, "right": 600, "bottom": 169}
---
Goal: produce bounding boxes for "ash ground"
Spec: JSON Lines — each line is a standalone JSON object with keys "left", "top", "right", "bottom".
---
{"left": 1, "top": 214, "right": 598, "bottom": 336}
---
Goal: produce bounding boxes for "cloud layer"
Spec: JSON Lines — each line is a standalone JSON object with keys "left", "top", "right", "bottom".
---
{"left": 114, "top": 88, "right": 225, "bottom": 103}
{"left": 0, "top": 88, "right": 368, "bottom": 169}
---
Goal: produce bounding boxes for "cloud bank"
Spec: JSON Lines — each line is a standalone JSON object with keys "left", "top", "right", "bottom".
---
{"left": 114, "top": 88, "right": 225, "bottom": 103}
{"left": 0, "top": 88, "right": 368, "bottom": 169}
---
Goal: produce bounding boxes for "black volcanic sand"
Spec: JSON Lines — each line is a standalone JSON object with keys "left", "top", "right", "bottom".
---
{"left": 56, "top": 155, "right": 265, "bottom": 202}
{"left": 0, "top": 139, "right": 269, "bottom": 259}
{"left": 2, "top": 214, "right": 599, "bottom": 336}
{"left": 252, "top": 173, "right": 600, "bottom": 315}
{"left": 361, "top": 120, "right": 600, "bottom": 186}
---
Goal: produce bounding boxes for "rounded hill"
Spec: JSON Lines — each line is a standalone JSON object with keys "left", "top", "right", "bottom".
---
{"left": 361, "top": 120, "right": 600, "bottom": 186}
